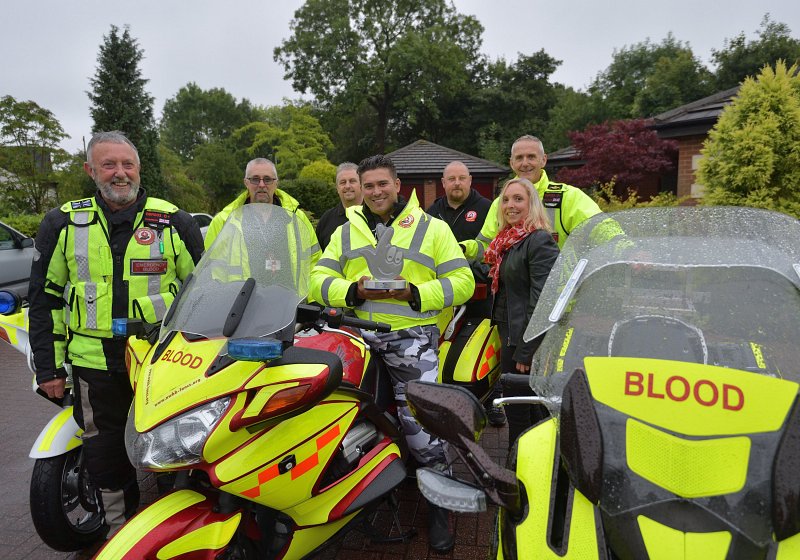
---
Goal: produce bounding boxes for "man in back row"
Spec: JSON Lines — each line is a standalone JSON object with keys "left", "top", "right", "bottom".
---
{"left": 204, "top": 157, "right": 320, "bottom": 263}
{"left": 315, "top": 162, "right": 362, "bottom": 251}
{"left": 462, "top": 134, "right": 603, "bottom": 259}
{"left": 425, "top": 161, "right": 506, "bottom": 426}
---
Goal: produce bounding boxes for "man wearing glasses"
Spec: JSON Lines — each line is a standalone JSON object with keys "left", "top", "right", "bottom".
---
{"left": 204, "top": 158, "right": 319, "bottom": 257}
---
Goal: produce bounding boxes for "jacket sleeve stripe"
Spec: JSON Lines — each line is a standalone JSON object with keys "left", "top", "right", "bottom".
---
{"left": 436, "top": 257, "right": 470, "bottom": 275}
{"left": 440, "top": 277, "right": 454, "bottom": 308}
{"left": 321, "top": 276, "right": 335, "bottom": 306}
{"left": 317, "top": 258, "right": 343, "bottom": 275}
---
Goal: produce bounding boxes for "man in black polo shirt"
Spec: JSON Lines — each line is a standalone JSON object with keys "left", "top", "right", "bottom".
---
{"left": 315, "top": 162, "right": 363, "bottom": 250}
{"left": 426, "top": 160, "right": 505, "bottom": 426}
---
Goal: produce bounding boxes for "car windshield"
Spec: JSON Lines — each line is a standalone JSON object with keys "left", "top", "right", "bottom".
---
{"left": 526, "top": 206, "right": 800, "bottom": 400}
{"left": 161, "top": 204, "right": 315, "bottom": 341}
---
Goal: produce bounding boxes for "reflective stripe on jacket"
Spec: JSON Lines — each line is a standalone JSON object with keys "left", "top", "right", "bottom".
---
{"left": 43, "top": 197, "right": 194, "bottom": 369}
{"left": 462, "top": 171, "right": 603, "bottom": 260}
{"left": 310, "top": 191, "right": 474, "bottom": 329}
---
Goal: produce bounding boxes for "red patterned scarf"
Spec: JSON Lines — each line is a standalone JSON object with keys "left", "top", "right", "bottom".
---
{"left": 485, "top": 225, "right": 533, "bottom": 294}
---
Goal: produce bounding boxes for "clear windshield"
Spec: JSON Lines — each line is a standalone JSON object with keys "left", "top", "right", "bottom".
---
{"left": 526, "top": 206, "right": 800, "bottom": 400}
{"left": 524, "top": 206, "right": 800, "bottom": 545}
{"left": 161, "top": 204, "right": 315, "bottom": 341}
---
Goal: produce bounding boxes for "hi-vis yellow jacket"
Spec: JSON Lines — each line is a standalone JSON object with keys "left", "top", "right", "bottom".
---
{"left": 204, "top": 189, "right": 319, "bottom": 259}
{"left": 462, "top": 170, "right": 604, "bottom": 261}
{"left": 310, "top": 191, "right": 475, "bottom": 329}
{"left": 32, "top": 196, "right": 198, "bottom": 374}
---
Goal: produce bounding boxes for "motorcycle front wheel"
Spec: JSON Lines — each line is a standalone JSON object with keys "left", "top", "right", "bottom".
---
{"left": 29, "top": 447, "right": 106, "bottom": 551}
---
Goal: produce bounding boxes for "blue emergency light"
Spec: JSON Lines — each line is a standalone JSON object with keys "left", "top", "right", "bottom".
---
{"left": 227, "top": 338, "right": 283, "bottom": 362}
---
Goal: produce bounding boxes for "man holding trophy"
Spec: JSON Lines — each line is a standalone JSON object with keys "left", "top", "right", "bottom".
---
{"left": 310, "top": 154, "right": 474, "bottom": 553}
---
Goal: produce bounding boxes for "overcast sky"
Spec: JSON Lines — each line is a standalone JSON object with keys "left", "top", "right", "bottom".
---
{"left": 2, "top": 0, "right": 798, "bottom": 154}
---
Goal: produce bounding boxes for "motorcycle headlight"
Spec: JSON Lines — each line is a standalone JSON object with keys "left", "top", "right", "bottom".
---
{"left": 125, "top": 397, "right": 230, "bottom": 469}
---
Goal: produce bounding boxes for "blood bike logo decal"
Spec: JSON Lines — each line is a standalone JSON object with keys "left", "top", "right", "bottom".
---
{"left": 398, "top": 215, "right": 415, "bottom": 228}
{"left": 134, "top": 228, "right": 156, "bottom": 245}
{"left": 465, "top": 211, "right": 477, "bottom": 222}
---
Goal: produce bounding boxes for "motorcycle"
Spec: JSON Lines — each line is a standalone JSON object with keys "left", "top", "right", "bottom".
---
{"left": 0, "top": 291, "right": 105, "bottom": 551}
{"left": 406, "top": 206, "right": 800, "bottom": 558}
{"left": 95, "top": 203, "right": 500, "bottom": 559}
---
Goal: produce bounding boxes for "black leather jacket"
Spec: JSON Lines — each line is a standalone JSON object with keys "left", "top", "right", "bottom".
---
{"left": 492, "top": 229, "right": 559, "bottom": 366}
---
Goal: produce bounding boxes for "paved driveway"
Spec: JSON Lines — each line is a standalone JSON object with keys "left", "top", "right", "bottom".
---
{"left": 0, "top": 342, "right": 507, "bottom": 559}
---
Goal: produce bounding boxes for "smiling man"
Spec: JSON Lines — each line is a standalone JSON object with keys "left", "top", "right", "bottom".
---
{"left": 310, "top": 154, "right": 474, "bottom": 553}
{"left": 315, "top": 162, "right": 363, "bottom": 250}
{"left": 27, "top": 130, "right": 204, "bottom": 553}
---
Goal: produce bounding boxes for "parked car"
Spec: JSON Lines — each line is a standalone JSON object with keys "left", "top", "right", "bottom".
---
{"left": 191, "top": 212, "right": 213, "bottom": 238}
{"left": 0, "top": 220, "right": 35, "bottom": 300}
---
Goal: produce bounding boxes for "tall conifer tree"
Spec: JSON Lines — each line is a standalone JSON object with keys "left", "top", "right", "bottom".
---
{"left": 88, "top": 25, "right": 164, "bottom": 197}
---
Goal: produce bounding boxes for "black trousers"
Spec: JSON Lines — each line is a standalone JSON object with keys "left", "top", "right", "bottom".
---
{"left": 72, "top": 365, "right": 139, "bottom": 511}
{"left": 498, "top": 335, "right": 548, "bottom": 452}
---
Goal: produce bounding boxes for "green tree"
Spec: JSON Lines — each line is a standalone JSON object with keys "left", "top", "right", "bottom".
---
{"left": 541, "top": 86, "right": 609, "bottom": 152}
{"left": 712, "top": 15, "right": 800, "bottom": 90}
{"left": 159, "top": 145, "right": 209, "bottom": 213}
{"left": 160, "top": 83, "right": 261, "bottom": 161}
{"left": 188, "top": 141, "right": 242, "bottom": 213}
{"left": 0, "top": 95, "right": 69, "bottom": 213}
{"left": 55, "top": 151, "right": 95, "bottom": 203}
{"left": 230, "top": 104, "right": 333, "bottom": 180}
{"left": 697, "top": 62, "right": 800, "bottom": 217}
{"left": 87, "top": 25, "right": 165, "bottom": 197}
{"left": 633, "top": 50, "right": 715, "bottom": 117}
{"left": 298, "top": 160, "right": 336, "bottom": 184}
{"left": 274, "top": 0, "right": 483, "bottom": 153}
{"left": 590, "top": 34, "right": 707, "bottom": 119}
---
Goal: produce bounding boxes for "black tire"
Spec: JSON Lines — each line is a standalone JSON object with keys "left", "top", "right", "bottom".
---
{"left": 29, "top": 448, "right": 106, "bottom": 551}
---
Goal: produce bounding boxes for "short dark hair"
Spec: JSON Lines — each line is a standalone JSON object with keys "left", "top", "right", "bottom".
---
{"left": 358, "top": 154, "right": 397, "bottom": 181}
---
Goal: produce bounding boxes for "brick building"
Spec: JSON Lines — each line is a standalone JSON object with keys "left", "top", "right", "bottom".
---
{"left": 385, "top": 140, "right": 510, "bottom": 209}
{"left": 651, "top": 86, "right": 739, "bottom": 200}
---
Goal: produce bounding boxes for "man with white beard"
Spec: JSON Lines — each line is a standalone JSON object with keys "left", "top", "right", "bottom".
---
{"left": 27, "top": 130, "right": 204, "bottom": 556}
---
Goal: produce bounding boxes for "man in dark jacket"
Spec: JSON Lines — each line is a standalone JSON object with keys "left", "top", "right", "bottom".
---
{"left": 426, "top": 161, "right": 506, "bottom": 425}
{"left": 315, "top": 162, "right": 362, "bottom": 250}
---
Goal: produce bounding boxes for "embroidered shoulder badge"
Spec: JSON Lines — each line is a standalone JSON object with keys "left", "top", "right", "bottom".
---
{"left": 70, "top": 198, "right": 93, "bottom": 210}
{"left": 398, "top": 215, "right": 415, "bottom": 228}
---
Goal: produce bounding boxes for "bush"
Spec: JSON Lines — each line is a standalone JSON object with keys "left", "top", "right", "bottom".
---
{"left": 1, "top": 213, "right": 45, "bottom": 237}
{"left": 280, "top": 177, "right": 339, "bottom": 223}
{"left": 591, "top": 181, "right": 687, "bottom": 212}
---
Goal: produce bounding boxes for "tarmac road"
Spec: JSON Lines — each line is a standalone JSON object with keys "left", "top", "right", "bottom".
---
{"left": 0, "top": 340, "right": 506, "bottom": 559}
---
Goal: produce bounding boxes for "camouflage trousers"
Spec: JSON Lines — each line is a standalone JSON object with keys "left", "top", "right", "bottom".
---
{"left": 362, "top": 324, "right": 449, "bottom": 468}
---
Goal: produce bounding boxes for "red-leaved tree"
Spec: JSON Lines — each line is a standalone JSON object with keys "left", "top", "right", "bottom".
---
{"left": 555, "top": 119, "right": 677, "bottom": 199}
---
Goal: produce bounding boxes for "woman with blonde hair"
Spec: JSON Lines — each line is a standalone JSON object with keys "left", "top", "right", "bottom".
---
{"left": 485, "top": 178, "right": 559, "bottom": 450}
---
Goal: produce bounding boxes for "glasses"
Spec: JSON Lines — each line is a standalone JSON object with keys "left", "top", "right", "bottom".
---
{"left": 246, "top": 176, "right": 276, "bottom": 186}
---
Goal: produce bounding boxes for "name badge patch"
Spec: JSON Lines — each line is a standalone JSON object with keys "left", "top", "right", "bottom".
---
{"left": 130, "top": 259, "right": 168, "bottom": 275}
{"left": 542, "top": 192, "right": 563, "bottom": 208}
{"left": 143, "top": 210, "right": 171, "bottom": 230}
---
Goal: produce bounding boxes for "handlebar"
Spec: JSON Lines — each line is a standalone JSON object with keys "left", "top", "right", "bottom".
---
{"left": 295, "top": 304, "right": 391, "bottom": 333}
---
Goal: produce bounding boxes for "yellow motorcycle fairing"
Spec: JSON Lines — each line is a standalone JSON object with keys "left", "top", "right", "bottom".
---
{"left": 439, "top": 318, "right": 502, "bottom": 401}
{"left": 498, "top": 417, "right": 606, "bottom": 559}
{"left": 95, "top": 489, "right": 242, "bottom": 560}
{"left": 509, "top": 357, "right": 800, "bottom": 558}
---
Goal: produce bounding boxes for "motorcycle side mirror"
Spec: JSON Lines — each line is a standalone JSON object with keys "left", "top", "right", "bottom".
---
{"left": 406, "top": 381, "right": 487, "bottom": 443}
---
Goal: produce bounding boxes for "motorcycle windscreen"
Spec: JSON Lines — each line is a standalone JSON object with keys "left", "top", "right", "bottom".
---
{"left": 162, "top": 204, "right": 316, "bottom": 341}
{"left": 522, "top": 207, "right": 800, "bottom": 548}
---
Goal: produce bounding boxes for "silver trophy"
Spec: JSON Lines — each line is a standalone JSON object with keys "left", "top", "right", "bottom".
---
{"left": 362, "top": 224, "right": 407, "bottom": 290}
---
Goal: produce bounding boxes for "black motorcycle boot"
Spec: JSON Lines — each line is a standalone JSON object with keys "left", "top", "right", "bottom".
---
{"left": 427, "top": 501, "right": 455, "bottom": 553}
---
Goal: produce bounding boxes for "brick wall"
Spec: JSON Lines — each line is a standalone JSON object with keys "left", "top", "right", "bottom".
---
{"left": 677, "top": 135, "right": 706, "bottom": 199}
